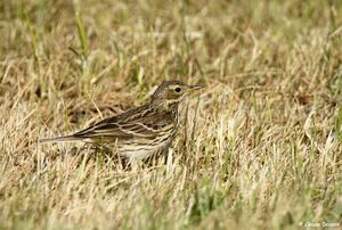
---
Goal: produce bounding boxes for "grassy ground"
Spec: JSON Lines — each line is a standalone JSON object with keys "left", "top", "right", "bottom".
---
{"left": 0, "top": 0, "right": 341, "bottom": 229}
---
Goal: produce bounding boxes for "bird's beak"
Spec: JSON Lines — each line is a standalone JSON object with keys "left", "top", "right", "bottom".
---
{"left": 189, "top": 84, "right": 205, "bottom": 91}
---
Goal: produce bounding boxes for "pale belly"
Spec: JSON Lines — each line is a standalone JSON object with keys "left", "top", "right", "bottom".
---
{"left": 117, "top": 137, "right": 173, "bottom": 161}
{"left": 115, "top": 121, "right": 178, "bottom": 161}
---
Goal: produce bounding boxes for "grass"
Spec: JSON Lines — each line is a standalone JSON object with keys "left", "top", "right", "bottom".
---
{"left": 0, "top": 0, "right": 341, "bottom": 229}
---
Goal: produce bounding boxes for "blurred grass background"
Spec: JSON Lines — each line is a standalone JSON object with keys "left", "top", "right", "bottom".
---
{"left": 0, "top": 0, "right": 341, "bottom": 229}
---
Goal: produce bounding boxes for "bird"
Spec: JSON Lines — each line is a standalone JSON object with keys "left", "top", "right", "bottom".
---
{"left": 40, "top": 80, "right": 203, "bottom": 161}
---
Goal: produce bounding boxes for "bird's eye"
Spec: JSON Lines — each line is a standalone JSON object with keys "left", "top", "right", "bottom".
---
{"left": 175, "top": 87, "right": 182, "bottom": 93}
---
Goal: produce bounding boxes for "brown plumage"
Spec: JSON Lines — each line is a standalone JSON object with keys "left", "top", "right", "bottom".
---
{"left": 40, "top": 80, "right": 203, "bottom": 161}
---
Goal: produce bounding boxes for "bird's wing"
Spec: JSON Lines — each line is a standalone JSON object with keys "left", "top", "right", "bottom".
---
{"left": 73, "top": 122, "right": 134, "bottom": 139}
{"left": 71, "top": 105, "right": 173, "bottom": 140}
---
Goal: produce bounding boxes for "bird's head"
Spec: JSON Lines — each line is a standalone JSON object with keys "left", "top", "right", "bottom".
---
{"left": 151, "top": 80, "right": 203, "bottom": 107}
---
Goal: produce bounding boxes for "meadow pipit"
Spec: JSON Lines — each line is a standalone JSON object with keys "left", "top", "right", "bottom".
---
{"left": 41, "top": 80, "right": 203, "bottom": 161}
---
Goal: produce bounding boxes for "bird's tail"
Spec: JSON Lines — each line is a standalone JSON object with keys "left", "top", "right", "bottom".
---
{"left": 39, "top": 135, "right": 81, "bottom": 143}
